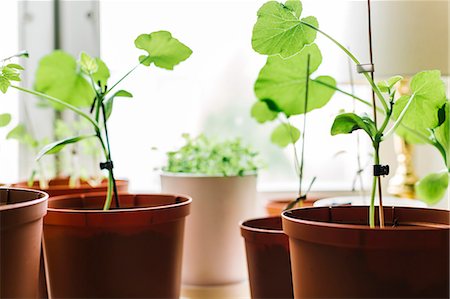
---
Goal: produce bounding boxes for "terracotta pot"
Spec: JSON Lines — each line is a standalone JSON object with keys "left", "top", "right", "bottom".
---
{"left": 240, "top": 216, "right": 293, "bottom": 299}
{"left": 13, "top": 177, "right": 129, "bottom": 298}
{"left": 13, "top": 177, "right": 129, "bottom": 197}
{"left": 282, "top": 206, "right": 450, "bottom": 298}
{"left": 43, "top": 193, "right": 191, "bottom": 298}
{"left": 265, "top": 198, "right": 317, "bottom": 216}
{"left": 0, "top": 188, "right": 48, "bottom": 298}
{"left": 161, "top": 173, "right": 257, "bottom": 286}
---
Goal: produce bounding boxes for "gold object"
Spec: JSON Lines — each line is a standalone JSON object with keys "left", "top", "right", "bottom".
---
{"left": 387, "top": 79, "right": 418, "bottom": 198}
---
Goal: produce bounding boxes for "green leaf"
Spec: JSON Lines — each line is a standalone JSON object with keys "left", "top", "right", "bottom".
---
{"left": 393, "top": 70, "right": 447, "bottom": 143}
{"left": 387, "top": 75, "right": 403, "bottom": 88}
{"left": 251, "top": 101, "right": 278, "bottom": 123}
{"left": 331, "top": 113, "right": 375, "bottom": 138}
{"left": 34, "top": 50, "right": 95, "bottom": 110}
{"left": 2, "top": 67, "right": 21, "bottom": 81}
{"left": 254, "top": 43, "right": 335, "bottom": 116}
{"left": 6, "top": 63, "right": 24, "bottom": 70}
{"left": 36, "top": 135, "right": 95, "bottom": 161}
{"left": 0, "top": 113, "right": 11, "bottom": 127}
{"left": 134, "top": 31, "right": 192, "bottom": 70}
{"left": 377, "top": 80, "right": 389, "bottom": 93}
{"left": 252, "top": 0, "right": 318, "bottom": 57}
{"left": 6, "top": 124, "right": 27, "bottom": 140}
{"left": 6, "top": 124, "right": 38, "bottom": 148}
{"left": 0, "top": 76, "right": 11, "bottom": 93}
{"left": 103, "top": 89, "right": 133, "bottom": 120}
{"left": 434, "top": 102, "right": 449, "bottom": 160}
{"left": 271, "top": 123, "right": 300, "bottom": 147}
{"left": 92, "top": 58, "right": 110, "bottom": 89}
{"left": 416, "top": 171, "right": 449, "bottom": 205}
{"left": 79, "top": 52, "right": 98, "bottom": 74}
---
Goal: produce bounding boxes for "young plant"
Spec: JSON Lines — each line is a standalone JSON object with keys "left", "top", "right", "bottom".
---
{"left": 2, "top": 31, "right": 192, "bottom": 210}
{"left": 250, "top": 37, "right": 337, "bottom": 208}
{"left": 253, "top": 0, "right": 445, "bottom": 227}
{"left": 163, "top": 133, "right": 261, "bottom": 176}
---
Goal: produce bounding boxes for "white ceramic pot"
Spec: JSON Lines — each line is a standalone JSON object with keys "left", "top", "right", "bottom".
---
{"left": 161, "top": 173, "right": 257, "bottom": 286}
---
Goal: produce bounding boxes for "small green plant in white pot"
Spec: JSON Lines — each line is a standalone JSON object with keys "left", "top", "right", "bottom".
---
{"left": 160, "top": 133, "right": 261, "bottom": 286}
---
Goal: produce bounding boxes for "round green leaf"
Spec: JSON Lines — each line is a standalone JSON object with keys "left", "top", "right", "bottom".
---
{"left": 251, "top": 101, "right": 278, "bottom": 123}
{"left": 34, "top": 50, "right": 95, "bottom": 110}
{"left": 271, "top": 123, "right": 300, "bottom": 147}
{"left": 255, "top": 43, "right": 335, "bottom": 116}
{"left": 416, "top": 171, "right": 449, "bottom": 205}
{"left": 0, "top": 113, "right": 11, "bottom": 127}
{"left": 134, "top": 31, "right": 192, "bottom": 70}
{"left": 393, "top": 70, "right": 447, "bottom": 143}
{"left": 252, "top": 0, "right": 318, "bottom": 57}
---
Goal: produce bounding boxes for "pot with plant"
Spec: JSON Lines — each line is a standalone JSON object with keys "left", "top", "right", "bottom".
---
{"left": 249, "top": 0, "right": 449, "bottom": 298}
{"left": 3, "top": 30, "right": 193, "bottom": 298}
{"left": 160, "top": 133, "right": 260, "bottom": 288}
{"left": 241, "top": 14, "right": 337, "bottom": 295}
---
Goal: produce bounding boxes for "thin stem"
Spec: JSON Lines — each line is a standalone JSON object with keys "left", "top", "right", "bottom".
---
{"left": 11, "top": 85, "right": 101, "bottom": 132}
{"left": 104, "top": 56, "right": 151, "bottom": 97}
{"left": 313, "top": 79, "right": 373, "bottom": 108}
{"left": 369, "top": 173, "right": 377, "bottom": 228}
{"left": 285, "top": 117, "right": 301, "bottom": 176}
{"left": 298, "top": 54, "right": 311, "bottom": 197}
{"left": 300, "top": 20, "right": 389, "bottom": 112}
{"left": 382, "top": 93, "right": 416, "bottom": 140}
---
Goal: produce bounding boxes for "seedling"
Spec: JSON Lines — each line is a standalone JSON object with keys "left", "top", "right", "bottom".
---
{"left": 2, "top": 31, "right": 192, "bottom": 210}
{"left": 251, "top": 3, "right": 337, "bottom": 209}
{"left": 163, "top": 133, "right": 261, "bottom": 176}
{"left": 252, "top": 0, "right": 446, "bottom": 227}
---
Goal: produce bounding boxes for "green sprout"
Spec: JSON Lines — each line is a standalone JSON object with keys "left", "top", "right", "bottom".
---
{"left": 163, "top": 134, "right": 261, "bottom": 176}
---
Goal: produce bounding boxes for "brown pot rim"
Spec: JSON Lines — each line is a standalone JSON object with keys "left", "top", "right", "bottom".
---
{"left": 44, "top": 192, "right": 192, "bottom": 227}
{"left": 0, "top": 187, "right": 48, "bottom": 212}
{"left": 241, "top": 216, "right": 287, "bottom": 244}
{"left": 0, "top": 187, "right": 48, "bottom": 229}
{"left": 282, "top": 206, "right": 449, "bottom": 249}
{"left": 12, "top": 177, "right": 128, "bottom": 192}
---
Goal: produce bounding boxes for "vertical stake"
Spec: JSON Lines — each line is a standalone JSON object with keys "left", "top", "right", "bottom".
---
{"left": 366, "top": 0, "right": 385, "bottom": 227}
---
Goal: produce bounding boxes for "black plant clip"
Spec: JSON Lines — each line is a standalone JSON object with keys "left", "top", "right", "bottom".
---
{"left": 356, "top": 63, "right": 375, "bottom": 74}
{"left": 373, "top": 164, "right": 389, "bottom": 177}
{"left": 100, "top": 160, "right": 114, "bottom": 171}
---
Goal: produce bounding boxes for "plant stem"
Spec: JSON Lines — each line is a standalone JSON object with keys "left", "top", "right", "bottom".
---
{"left": 313, "top": 79, "right": 373, "bottom": 109}
{"left": 104, "top": 56, "right": 151, "bottom": 97}
{"left": 298, "top": 54, "right": 311, "bottom": 197}
{"left": 11, "top": 85, "right": 101, "bottom": 132}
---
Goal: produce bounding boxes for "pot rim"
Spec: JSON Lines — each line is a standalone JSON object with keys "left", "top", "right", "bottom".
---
{"left": 12, "top": 177, "right": 128, "bottom": 191}
{"left": 160, "top": 170, "right": 257, "bottom": 178}
{"left": 240, "top": 216, "right": 284, "bottom": 235}
{"left": 0, "top": 187, "right": 48, "bottom": 211}
{"left": 282, "top": 206, "right": 450, "bottom": 232}
{"left": 47, "top": 192, "right": 192, "bottom": 214}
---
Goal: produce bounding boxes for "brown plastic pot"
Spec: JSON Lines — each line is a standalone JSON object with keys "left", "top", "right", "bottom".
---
{"left": 282, "top": 206, "right": 450, "bottom": 298}
{"left": 43, "top": 192, "right": 191, "bottom": 298}
{"left": 241, "top": 216, "right": 293, "bottom": 299}
{"left": 13, "top": 177, "right": 129, "bottom": 197}
{"left": 265, "top": 198, "right": 317, "bottom": 217}
{"left": 13, "top": 177, "right": 129, "bottom": 298}
{"left": 0, "top": 188, "right": 48, "bottom": 298}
